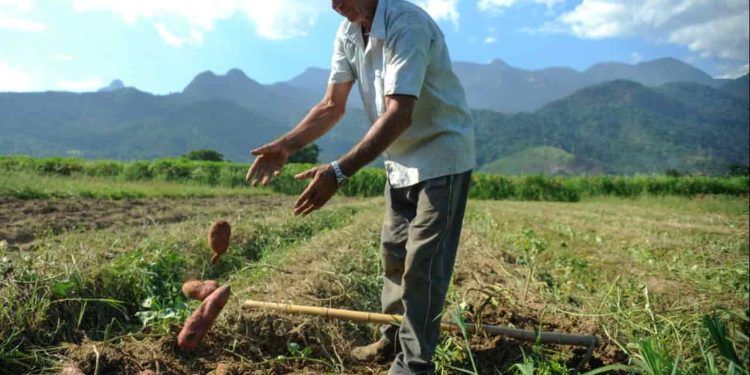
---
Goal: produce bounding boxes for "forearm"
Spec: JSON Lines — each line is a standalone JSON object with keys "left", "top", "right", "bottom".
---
{"left": 338, "top": 108, "right": 411, "bottom": 177}
{"left": 277, "top": 100, "right": 344, "bottom": 153}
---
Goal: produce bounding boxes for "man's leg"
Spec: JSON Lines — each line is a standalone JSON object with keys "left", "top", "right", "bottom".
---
{"left": 352, "top": 179, "right": 415, "bottom": 361}
{"left": 390, "top": 171, "right": 472, "bottom": 375}
{"left": 380, "top": 178, "right": 415, "bottom": 342}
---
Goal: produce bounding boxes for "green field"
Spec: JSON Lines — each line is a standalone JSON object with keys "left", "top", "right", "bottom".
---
{"left": 0, "top": 169, "right": 748, "bottom": 374}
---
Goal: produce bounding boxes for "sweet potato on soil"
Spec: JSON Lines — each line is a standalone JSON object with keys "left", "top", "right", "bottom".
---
{"left": 207, "top": 221, "right": 231, "bottom": 265}
{"left": 214, "top": 363, "right": 229, "bottom": 375}
{"left": 181, "top": 280, "right": 219, "bottom": 301}
{"left": 60, "top": 365, "right": 85, "bottom": 375}
{"left": 177, "top": 285, "right": 231, "bottom": 350}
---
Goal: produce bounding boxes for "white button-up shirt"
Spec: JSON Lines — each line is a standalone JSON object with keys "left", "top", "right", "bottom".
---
{"left": 328, "top": 0, "right": 476, "bottom": 188}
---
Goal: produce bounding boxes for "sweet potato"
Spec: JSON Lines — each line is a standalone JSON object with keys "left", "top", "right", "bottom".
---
{"left": 177, "top": 285, "right": 231, "bottom": 349}
{"left": 181, "top": 280, "right": 219, "bottom": 301}
{"left": 60, "top": 366, "right": 85, "bottom": 375}
{"left": 214, "top": 363, "right": 230, "bottom": 375}
{"left": 208, "top": 221, "right": 231, "bottom": 265}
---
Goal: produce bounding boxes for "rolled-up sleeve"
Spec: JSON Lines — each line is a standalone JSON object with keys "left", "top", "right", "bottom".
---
{"left": 328, "top": 25, "right": 355, "bottom": 84}
{"left": 384, "top": 25, "right": 432, "bottom": 98}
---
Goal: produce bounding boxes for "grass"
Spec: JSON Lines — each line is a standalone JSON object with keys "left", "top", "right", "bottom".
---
{"left": 0, "top": 173, "right": 747, "bottom": 374}
{"left": 3, "top": 156, "right": 748, "bottom": 202}
{"left": 456, "top": 195, "right": 748, "bottom": 374}
{"left": 0, "top": 194, "right": 361, "bottom": 374}
{"left": 0, "top": 171, "right": 271, "bottom": 199}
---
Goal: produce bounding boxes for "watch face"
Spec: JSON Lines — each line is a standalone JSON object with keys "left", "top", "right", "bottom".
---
{"left": 338, "top": 177, "right": 349, "bottom": 187}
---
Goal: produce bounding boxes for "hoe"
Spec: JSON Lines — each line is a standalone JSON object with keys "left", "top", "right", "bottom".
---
{"left": 243, "top": 300, "right": 599, "bottom": 370}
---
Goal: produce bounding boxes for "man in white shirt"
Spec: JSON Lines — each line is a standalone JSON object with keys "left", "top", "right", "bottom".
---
{"left": 247, "top": 0, "right": 475, "bottom": 373}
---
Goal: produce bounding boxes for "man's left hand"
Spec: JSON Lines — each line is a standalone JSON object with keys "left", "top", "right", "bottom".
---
{"left": 293, "top": 164, "right": 338, "bottom": 216}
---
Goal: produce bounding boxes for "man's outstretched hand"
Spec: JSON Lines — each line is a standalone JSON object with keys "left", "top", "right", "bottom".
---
{"left": 246, "top": 142, "right": 290, "bottom": 186}
{"left": 293, "top": 164, "right": 338, "bottom": 216}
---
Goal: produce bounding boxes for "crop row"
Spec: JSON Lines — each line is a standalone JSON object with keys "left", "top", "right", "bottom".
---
{"left": 1, "top": 156, "right": 747, "bottom": 202}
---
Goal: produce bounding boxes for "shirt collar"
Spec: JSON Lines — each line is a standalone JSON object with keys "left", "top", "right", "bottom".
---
{"left": 370, "top": 0, "right": 386, "bottom": 40}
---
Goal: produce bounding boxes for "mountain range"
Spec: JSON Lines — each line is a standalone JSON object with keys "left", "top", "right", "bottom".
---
{"left": 0, "top": 58, "right": 747, "bottom": 175}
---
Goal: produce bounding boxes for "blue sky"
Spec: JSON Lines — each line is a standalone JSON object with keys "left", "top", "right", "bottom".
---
{"left": 1, "top": 0, "right": 748, "bottom": 94}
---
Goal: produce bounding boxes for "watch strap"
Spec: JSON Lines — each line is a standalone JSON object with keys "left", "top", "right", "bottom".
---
{"left": 331, "top": 160, "right": 348, "bottom": 186}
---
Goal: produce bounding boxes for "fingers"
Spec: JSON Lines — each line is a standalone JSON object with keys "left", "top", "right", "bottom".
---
{"left": 294, "top": 181, "right": 315, "bottom": 209}
{"left": 299, "top": 203, "right": 317, "bottom": 216}
{"left": 246, "top": 158, "right": 282, "bottom": 187}
{"left": 295, "top": 192, "right": 333, "bottom": 216}
{"left": 261, "top": 173, "right": 273, "bottom": 186}
{"left": 294, "top": 168, "right": 317, "bottom": 180}
{"left": 246, "top": 159, "right": 261, "bottom": 183}
{"left": 293, "top": 194, "right": 318, "bottom": 216}
{"left": 251, "top": 143, "right": 275, "bottom": 156}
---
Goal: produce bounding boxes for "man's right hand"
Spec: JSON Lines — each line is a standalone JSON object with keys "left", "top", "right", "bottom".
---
{"left": 246, "top": 141, "right": 291, "bottom": 186}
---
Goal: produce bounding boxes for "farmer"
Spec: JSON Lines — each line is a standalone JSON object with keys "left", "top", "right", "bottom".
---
{"left": 246, "top": 0, "right": 475, "bottom": 373}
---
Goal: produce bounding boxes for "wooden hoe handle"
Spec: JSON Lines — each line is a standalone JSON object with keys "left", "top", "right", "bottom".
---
{"left": 242, "top": 300, "right": 598, "bottom": 347}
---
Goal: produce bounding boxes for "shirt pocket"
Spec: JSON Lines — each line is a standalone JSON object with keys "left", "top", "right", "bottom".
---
{"left": 374, "top": 69, "right": 385, "bottom": 116}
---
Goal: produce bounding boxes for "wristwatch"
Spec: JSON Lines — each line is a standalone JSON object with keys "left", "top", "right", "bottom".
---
{"left": 330, "top": 160, "right": 350, "bottom": 187}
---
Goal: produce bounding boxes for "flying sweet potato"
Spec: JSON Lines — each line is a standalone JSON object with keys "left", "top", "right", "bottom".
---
{"left": 207, "top": 221, "right": 231, "bottom": 265}
{"left": 181, "top": 280, "right": 219, "bottom": 301}
{"left": 177, "top": 285, "right": 231, "bottom": 350}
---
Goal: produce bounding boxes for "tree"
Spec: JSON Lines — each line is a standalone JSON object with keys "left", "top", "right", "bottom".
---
{"left": 288, "top": 144, "right": 320, "bottom": 164}
{"left": 183, "top": 149, "right": 224, "bottom": 162}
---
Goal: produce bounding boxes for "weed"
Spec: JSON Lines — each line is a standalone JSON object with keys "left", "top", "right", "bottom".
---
{"left": 514, "top": 228, "right": 549, "bottom": 301}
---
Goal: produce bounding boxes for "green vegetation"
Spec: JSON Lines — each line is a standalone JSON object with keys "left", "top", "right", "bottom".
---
{"left": 183, "top": 149, "right": 225, "bottom": 162}
{"left": 474, "top": 80, "right": 749, "bottom": 175}
{"left": 288, "top": 143, "right": 321, "bottom": 164}
{"left": 1, "top": 70, "right": 747, "bottom": 175}
{"left": 481, "top": 146, "right": 585, "bottom": 175}
{"left": 0, "top": 172, "right": 271, "bottom": 199}
{"left": 1, "top": 156, "right": 747, "bottom": 202}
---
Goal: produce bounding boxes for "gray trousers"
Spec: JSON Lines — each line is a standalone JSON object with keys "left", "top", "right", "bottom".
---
{"left": 379, "top": 170, "right": 472, "bottom": 375}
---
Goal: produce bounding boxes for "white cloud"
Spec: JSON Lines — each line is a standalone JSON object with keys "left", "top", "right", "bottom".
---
{"left": 55, "top": 53, "right": 74, "bottom": 62}
{"left": 715, "top": 63, "right": 749, "bottom": 79}
{"left": 0, "top": 14, "right": 44, "bottom": 31}
{"left": 629, "top": 52, "right": 643, "bottom": 64}
{"left": 484, "top": 36, "right": 497, "bottom": 44}
{"left": 478, "top": 0, "right": 565, "bottom": 12}
{"left": 57, "top": 77, "right": 104, "bottom": 92}
{"left": 552, "top": 0, "right": 749, "bottom": 62}
{"left": 0, "top": 61, "right": 35, "bottom": 91}
{"left": 411, "top": 0, "right": 460, "bottom": 29}
{"left": 72, "top": 0, "right": 238, "bottom": 27}
{"left": 238, "top": 0, "right": 323, "bottom": 40}
{"left": 154, "top": 22, "right": 202, "bottom": 47}
{"left": 0, "top": 0, "right": 45, "bottom": 32}
{"left": 0, "top": 0, "right": 34, "bottom": 12}
{"left": 72, "top": 0, "right": 327, "bottom": 45}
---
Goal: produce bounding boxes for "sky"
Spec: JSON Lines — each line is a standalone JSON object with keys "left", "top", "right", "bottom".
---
{"left": 1, "top": 0, "right": 748, "bottom": 94}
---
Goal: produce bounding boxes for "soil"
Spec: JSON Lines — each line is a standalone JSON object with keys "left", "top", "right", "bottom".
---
{"left": 0, "top": 196, "right": 287, "bottom": 250}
